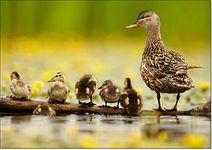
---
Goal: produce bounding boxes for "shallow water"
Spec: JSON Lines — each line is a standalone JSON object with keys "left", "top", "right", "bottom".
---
{"left": 1, "top": 108, "right": 211, "bottom": 148}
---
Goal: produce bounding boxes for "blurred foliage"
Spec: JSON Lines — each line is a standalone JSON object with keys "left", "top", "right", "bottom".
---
{"left": 0, "top": 1, "right": 210, "bottom": 148}
{"left": 1, "top": 1, "right": 210, "bottom": 45}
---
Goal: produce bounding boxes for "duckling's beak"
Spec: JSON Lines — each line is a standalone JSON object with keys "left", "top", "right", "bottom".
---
{"left": 48, "top": 78, "right": 55, "bottom": 82}
{"left": 98, "top": 85, "right": 103, "bottom": 89}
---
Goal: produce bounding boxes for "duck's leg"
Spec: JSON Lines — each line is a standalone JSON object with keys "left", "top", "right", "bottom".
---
{"left": 88, "top": 96, "right": 95, "bottom": 106}
{"left": 115, "top": 101, "right": 120, "bottom": 108}
{"left": 154, "top": 92, "right": 164, "bottom": 111}
{"left": 165, "top": 93, "right": 180, "bottom": 111}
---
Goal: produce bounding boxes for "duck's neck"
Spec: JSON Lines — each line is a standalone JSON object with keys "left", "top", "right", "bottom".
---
{"left": 147, "top": 26, "right": 161, "bottom": 41}
{"left": 143, "top": 26, "right": 165, "bottom": 57}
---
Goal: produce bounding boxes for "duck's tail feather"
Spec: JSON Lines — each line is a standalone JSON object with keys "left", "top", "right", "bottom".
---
{"left": 188, "top": 66, "right": 203, "bottom": 69}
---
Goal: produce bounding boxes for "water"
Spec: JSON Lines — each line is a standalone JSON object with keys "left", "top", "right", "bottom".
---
{"left": 1, "top": 111, "right": 210, "bottom": 148}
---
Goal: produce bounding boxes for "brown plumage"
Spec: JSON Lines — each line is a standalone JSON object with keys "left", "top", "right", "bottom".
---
{"left": 120, "top": 78, "right": 142, "bottom": 115}
{"left": 126, "top": 10, "right": 198, "bottom": 111}
{"left": 75, "top": 74, "right": 97, "bottom": 106}
{"left": 98, "top": 80, "right": 121, "bottom": 108}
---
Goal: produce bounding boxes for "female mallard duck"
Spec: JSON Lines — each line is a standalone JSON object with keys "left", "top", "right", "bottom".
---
{"left": 48, "top": 72, "right": 70, "bottom": 104}
{"left": 10, "top": 71, "right": 32, "bottom": 99}
{"left": 120, "top": 78, "right": 142, "bottom": 115}
{"left": 99, "top": 80, "right": 121, "bottom": 108}
{"left": 126, "top": 10, "right": 200, "bottom": 111}
{"left": 33, "top": 103, "right": 56, "bottom": 116}
{"left": 75, "top": 74, "right": 97, "bottom": 106}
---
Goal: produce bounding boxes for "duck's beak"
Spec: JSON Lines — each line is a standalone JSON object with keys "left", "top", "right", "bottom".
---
{"left": 125, "top": 20, "right": 141, "bottom": 29}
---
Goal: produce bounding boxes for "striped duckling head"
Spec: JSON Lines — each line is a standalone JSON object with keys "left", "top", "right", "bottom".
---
{"left": 10, "top": 71, "right": 21, "bottom": 80}
{"left": 48, "top": 72, "right": 67, "bottom": 83}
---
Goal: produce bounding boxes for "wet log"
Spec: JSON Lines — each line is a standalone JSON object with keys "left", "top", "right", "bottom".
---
{"left": 0, "top": 96, "right": 210, "bottom": 116}
{"left": 0, "top": 97, "right": 124, "bottom": 115}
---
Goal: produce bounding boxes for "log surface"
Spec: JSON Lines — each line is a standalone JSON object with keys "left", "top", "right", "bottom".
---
{"left": 0, "top": 96, "right": 210, "bottom": 116}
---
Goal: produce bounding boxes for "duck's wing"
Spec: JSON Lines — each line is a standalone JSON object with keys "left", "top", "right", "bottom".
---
{"left": 156, "top": 51, "right": 189, "bottom": 75}
{"left": 16, "top": 80, "right": 32, "bottom": 92}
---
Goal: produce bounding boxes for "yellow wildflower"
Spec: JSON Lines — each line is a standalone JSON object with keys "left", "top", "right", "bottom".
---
{"left": 183, "top": 133, "right": 206, "bottom": 148}
{"left": 196, "top": 81, "right": 210, "bottom": 92}
{"left": 157, "top": 131, "right": 168, "bottom": 142}
{"left": 79, "top": 135, "right": 99, "bottom": 148}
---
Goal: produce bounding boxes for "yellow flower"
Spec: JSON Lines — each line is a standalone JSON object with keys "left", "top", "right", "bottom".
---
{"left": 196, "top": 81, "right": 210, "bottom": 92}
{"left": 127, "top": 132, "right": 142, "bottom": 148}
{"left": 157, "top": 131, "right": 168, "bottom": 142}
{"left": 183, "top": 133, "right": 206, "bottom": 148}
{"left": 32, "top": 81, "right": 44, "bottom": 90}
{"left": 135, "top": 88, "right": 142, "bottom": 95}
{"left": 3, "top": 71, "right": 10, "bottom": 82}
{"left": 41, "top": 71, "right": 55, "bottom": 81}
{"left": 108, "top": 139, "right": 124, "bottom": 148}
{"left": 31, "top": 87, "right": 39, "bottom": 97}
{"left": 1, "top": 82, "right": 7, "bottom": 92}
{"left": 79, "top": 135, "right": 99, "bottom": 148}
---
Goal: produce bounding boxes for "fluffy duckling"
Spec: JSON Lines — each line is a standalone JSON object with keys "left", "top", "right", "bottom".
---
{"left": 48, "top": 72, "right": 70, "bottom": 104}
{"left": 10, "top": 71, "right": 32, "bottom": 99}
{"left": 33, "top": 103, "right": 56, "bottom": 116}
{"left": 120, "top": 78, "right": 142, "bottom": 115}
{"left": 99, "top": 80, "right": 121, "bottom": 108}
{"left": 75, "top": 74, "right": 97, "bottom": 106}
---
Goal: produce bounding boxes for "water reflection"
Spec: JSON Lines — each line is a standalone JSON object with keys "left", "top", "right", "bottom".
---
{"left": 1, "top": 114, "right": 210, "bottom": 148}
{"left": 11, "top": 115, "right": 32, "bottom": 124}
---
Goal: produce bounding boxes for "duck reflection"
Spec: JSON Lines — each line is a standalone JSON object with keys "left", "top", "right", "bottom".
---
{"left": 11, "top": 115, "right": 32, "bottom": 124}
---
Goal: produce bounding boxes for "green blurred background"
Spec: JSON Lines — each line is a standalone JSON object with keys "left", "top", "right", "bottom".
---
{"left": 1, "top": 0, "right": 210, "bottom": 43}
{"left": 1, "top": 1, "right": 211, "bottom": 148}
{"left": 1, "top": 1, "right": 210, "bottom": 99}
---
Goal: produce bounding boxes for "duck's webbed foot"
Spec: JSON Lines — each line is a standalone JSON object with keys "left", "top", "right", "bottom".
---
{"left": 79, "top": 101, "right": 95, "bottom": 107}
{"left": 10, "top": 95, "right": 17, "bottom": 100}
{"left": 153, "top": 107, "right": 166, "bottom": 112}
{"left": 88, "top": 101, "right": 95, "bottom": 106}
{"left": 164, "top": 107, "right": 178, "bottom": 112}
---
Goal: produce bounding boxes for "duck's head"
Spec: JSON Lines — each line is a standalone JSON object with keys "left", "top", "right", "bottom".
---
{"left": 125, "top": 10, "right": 160, "bottom": 30}
{"left": 124, "top": 77, "right": 132, "bottom": 89}
{"left": 98, "top": 80, "right": 113, "bottom": 89}
{"left": 10, "top": 71, "right": 21, "bottom": 80}
{"left": 48, "top": 72, "right": 66, "bottom": 83}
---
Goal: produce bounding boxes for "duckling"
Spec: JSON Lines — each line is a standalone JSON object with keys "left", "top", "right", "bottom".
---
{"left": 47, "top": 72, "right": 70, "bottom": 104}
{"left": 125, "top": 10, "right": 200, "bottom": 111}
{"left": 75, "top": 74, "right": 97, "bottom": 106}
{"left": 120, "top": 78, "right": 142, "bottom": 115}
{"left": 10, "top": 71, "right": 32, "bottom": 99}
{"left": 33, "top": 103, "right": 56, "bottom": 116}
{"left": 99, "top": 80, "right": 121, "bottom": 108}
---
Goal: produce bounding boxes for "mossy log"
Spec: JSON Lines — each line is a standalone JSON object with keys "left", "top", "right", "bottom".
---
{"left": 0, "top": 96, "right": 210, "bottom": 116}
